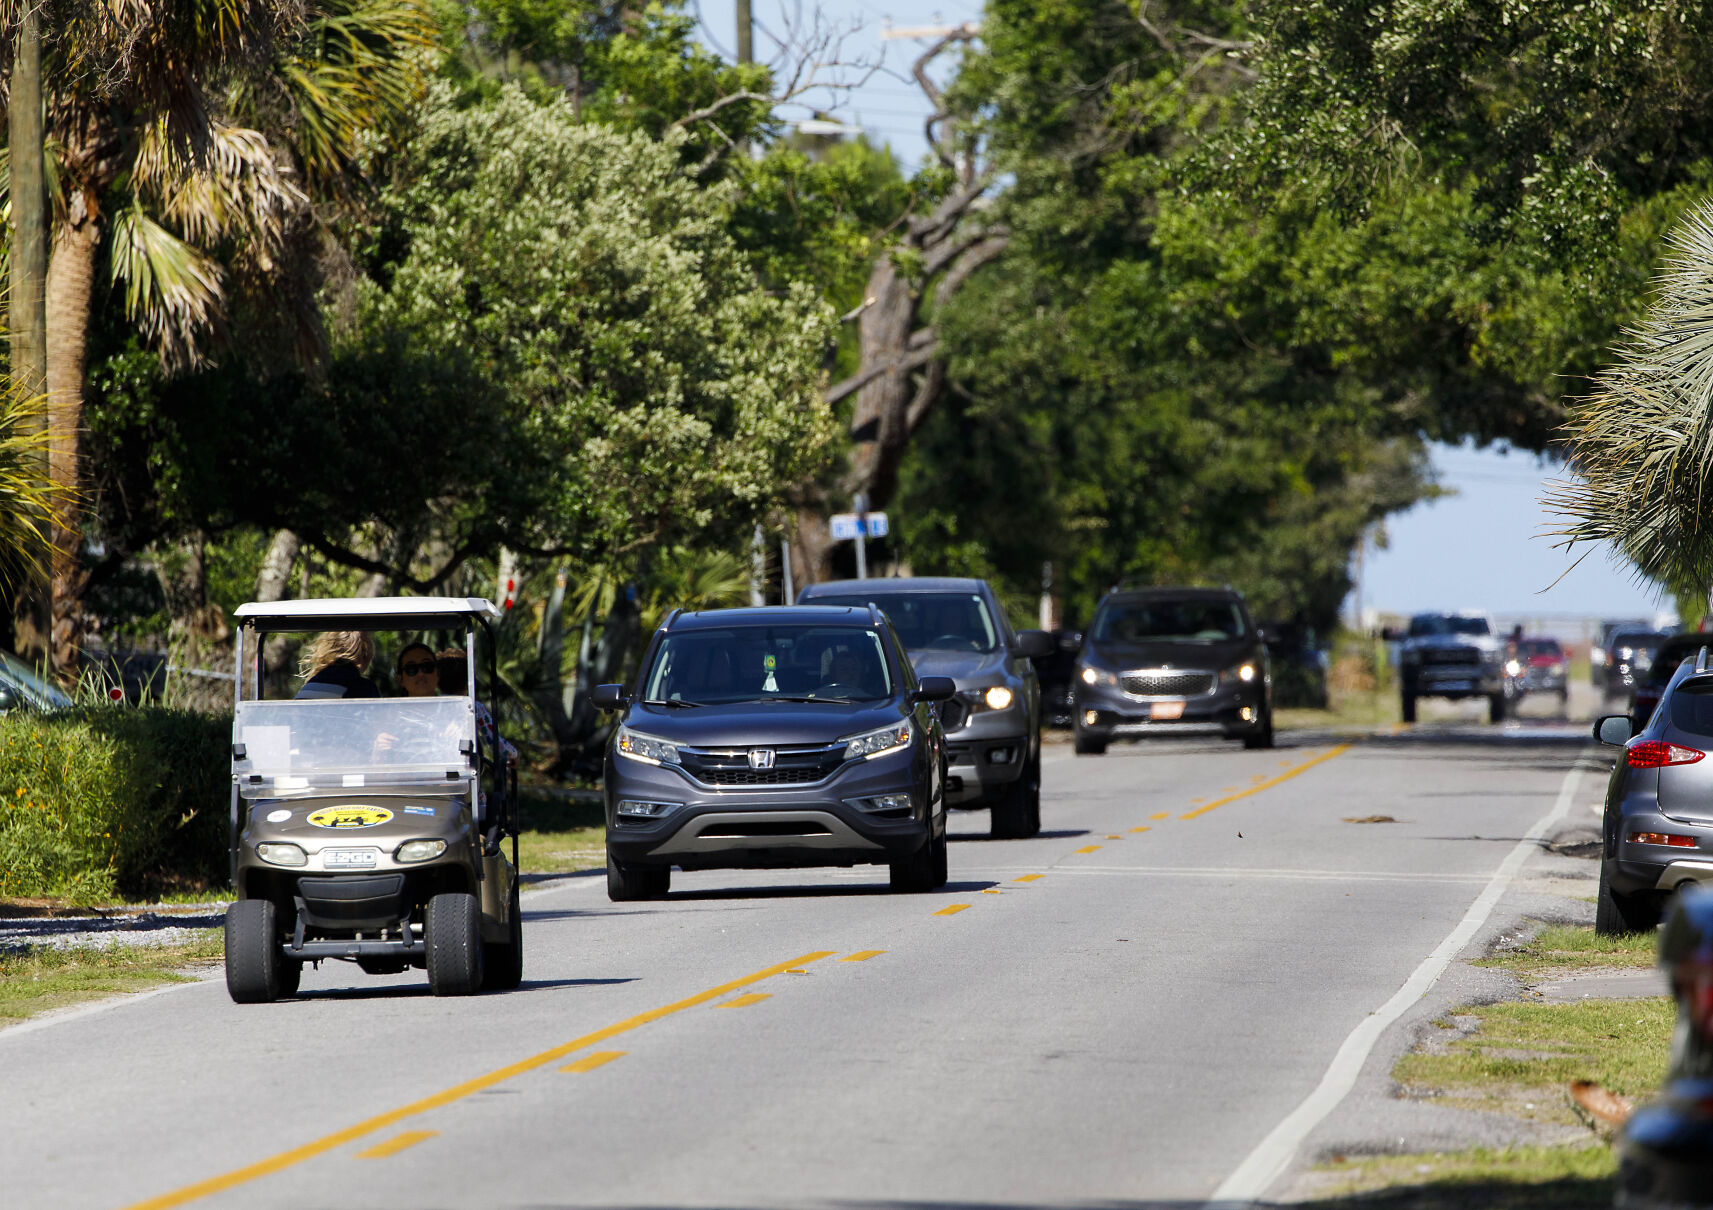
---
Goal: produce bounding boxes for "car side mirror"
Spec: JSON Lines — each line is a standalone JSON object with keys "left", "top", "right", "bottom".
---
{"left": 913, "top": 676, "right": 957, "bottom": 703}
{"left": 1012, "top": 629, "right": 1054, "bottom": 660}
{"left": 1380, "top": 626, "right": 1402, "bottom": 642}
{"left": 591, "top": 683, "right": 630, "bottom": 711}
{"left": 1594, "top": 714, "right": 1634, "bottom": 745}
{"left": 1059, "top": 631, "right": 1084, "bottom": 653}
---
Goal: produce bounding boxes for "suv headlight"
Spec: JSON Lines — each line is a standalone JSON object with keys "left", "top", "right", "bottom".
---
{"left": 843, "top": 719, "right": 913, "bottom": 761}
{"left": 956, "top": 686, "right": 1016, "bottom": 712}
{"left": 1079, "top": 665, "right": 1117, "bottom": 687}
{"left": 1220, "top": 662, "right": 1258, "bottom": 685}
{"left": 615, "top": 725, "right": 680, "bottom": 766}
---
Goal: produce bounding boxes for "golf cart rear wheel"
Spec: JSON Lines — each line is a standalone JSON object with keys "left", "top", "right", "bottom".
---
{"left": 225, "top": 899, "right": 289, "bottom": 1004}
{"left": 606, "top": 853, "right": 669, "bottom": 901}
{"left": 483, "top": 883, "right": 524, "bottom": 992}
{"left": 425, "top": 891, "right": 484, "bottom": 996}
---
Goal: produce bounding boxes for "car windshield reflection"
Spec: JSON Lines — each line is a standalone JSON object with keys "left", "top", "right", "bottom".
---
{"left": 643, "top": 625, "right": 894, "bottom": 704}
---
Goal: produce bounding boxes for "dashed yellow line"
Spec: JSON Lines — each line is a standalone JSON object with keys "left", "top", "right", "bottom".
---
{"left": 1129, "top": 826, "right": 1150, "bottom": 833}
{"left": 560, "top": 1051, "right": 625, "bottom": 1074}
{"left": 1180, "top": 745, "right": 1352, "bottom": 821}
{"left": 1013, "top": 874, "right": 1044, "bottom": 883}
{"left": 1105, "top": 834, "right": 1122, "bottom": 839}
{"left": 840, "top": 950, "right": 885, "bottom": 962}
{"left": 981, "top": 888, "right": 1002, "bottom": 894}
{"left": 717, "top": 993, "right": 771, "bottom": 1009}
{"left": 934, "top": 904, "right": 972, "bottom": 916}
{"left": 1074, "top": 845, "right": 1102, "bottom": 854}
{"left": 1151, "top": 811, "right": 1172, "bottom": 820}
{"left": 355, "top": 1132, "right": 436, "bottom": 1160}
{"left": 119, "top": 950, "right": 836, "bottom": 1210}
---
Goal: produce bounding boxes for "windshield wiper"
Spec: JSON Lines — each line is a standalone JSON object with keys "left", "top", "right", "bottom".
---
{"left": 734, "top": 695, "right": 859, "bottom": 704}
{"left": 642, "top": 698, "right": 706, "bottom": 708}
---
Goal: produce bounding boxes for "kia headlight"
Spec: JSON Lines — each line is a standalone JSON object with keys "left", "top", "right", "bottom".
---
{"left": 1220, "top": 662, "right": 1257, "bottom": 685}
{"left": 1079, "top": 665, "right": 1117, "bottom": 687}
{"left": 843, "top": 720, "right": 913, "bottom": 761}
{"left": 615, "top": 725, "right": 680, "bottom": 766}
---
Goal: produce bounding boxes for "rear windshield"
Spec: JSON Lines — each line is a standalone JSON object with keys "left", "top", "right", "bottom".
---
{"left": 1093, "top": 599, "right": 1247, "bottom": 643}
{"left": 807, "top": 592, "right": 999, "bottom": 654}
{"left": 644, "top": 625, "right": 893, "bottom": 704}
{"left": 1645, "top": 643, "right": 1704, "bottom": 688}
{"left": 1668, "top": 683, "right": 1713, "bottom": 737}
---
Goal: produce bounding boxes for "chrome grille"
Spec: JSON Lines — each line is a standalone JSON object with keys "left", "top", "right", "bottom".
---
{"left": 1421, "top": 646, "right": 1480, "bottom": 666}
{"left": 678, "top": 742, "right": 843, "bottom": 788}
{"left": 693, "top": 767, "right": 828, "bottom": 786}
{"left": 1121, "top": 671, "right": 1214, "bottom": 697}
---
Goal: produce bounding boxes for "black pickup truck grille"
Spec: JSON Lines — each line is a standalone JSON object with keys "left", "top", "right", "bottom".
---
{"left": 1420, "top": 647, "right": 1481, "bottom": 666}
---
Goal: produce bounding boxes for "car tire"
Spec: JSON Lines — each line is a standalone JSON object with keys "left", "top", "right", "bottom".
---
{"left": 606, "top": 852, "right": 669, "bottom": 901}
{"left": 1242, "top": 709, "right": 1275, "bottom": 750}
{"left": 1401, "top": 693, "right": 1417, "bottom": 724}
{"left": 225, "top": 899, "right": 287, "bottom": 1004}
{"left": 930, "top": 825, "right": 949, "bottom": 888}
{"left": 990, "top": 776, "right": 1032, "bottom": 839}
{"left": 483, "top": 883, "right": 524, "bottom": 992}
{"left": 277, "top": 955, "right": 302, "bottom": 998}
{"left": 1488, "top": 692, "right": 1507, "bottom": 724}
{"left": 426, "top": 891, "right": 484, "bottom": 996}
{"left": 889, "top": 837, "right": 937, "bottom": 892}
{"left": 1596, "top": 865, "right": 1661, "bottom": 936}
{"left": 1073, "top": 730, "right": 1107, "bottom": 756}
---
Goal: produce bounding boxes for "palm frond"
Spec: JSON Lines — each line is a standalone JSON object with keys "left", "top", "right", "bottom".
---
{"left": 107, "top": 197, "right": 228, "bottom": 369}
{"left": 133, "top": 117, "right": 309, "bottom": 262}
{"left": 1553, "top": 198, "right": 1713, "bottom": 594}
{"left": 0, "top": 386, "right": 68, "bottom": 592}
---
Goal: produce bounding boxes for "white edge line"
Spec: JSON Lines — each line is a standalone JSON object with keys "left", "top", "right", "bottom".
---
{"left": 1204, "top": 750, "right": 1592, "bottom": 1208}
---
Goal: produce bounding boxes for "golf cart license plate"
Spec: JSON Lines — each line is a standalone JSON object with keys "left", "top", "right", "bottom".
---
{"left": 1150, "top": 701, "right": 1185, "bottom": 721}
{"left": 323, "top": 848, "right": 377, "bottom": 869}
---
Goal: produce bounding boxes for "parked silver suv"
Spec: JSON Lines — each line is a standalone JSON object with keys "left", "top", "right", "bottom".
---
{"left": 798, "top": 578, "right": 1051, "bottom": 838}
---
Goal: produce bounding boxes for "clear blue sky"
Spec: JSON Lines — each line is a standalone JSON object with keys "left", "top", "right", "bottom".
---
{"left": 690, "top": 3, "right": 1664, "bottom": 622}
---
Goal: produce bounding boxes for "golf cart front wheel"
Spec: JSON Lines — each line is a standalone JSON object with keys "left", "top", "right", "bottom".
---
{"left": 426, "top": 891, "right": 484, "bottom": 996}
{"left": 225, "top": 899, "right": 290, "bottom": 1004}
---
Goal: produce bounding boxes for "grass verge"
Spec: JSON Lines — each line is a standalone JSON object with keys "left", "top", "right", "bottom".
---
{"left": 1394, "top": 998, "right": 1672, "bottom": 1127}
{"left": 516, "top": 790, "right": 605, "bottom": 876}
{"left": 1476, "top": 924, "right": 1658, "bottom": 978}
{"left": 1298, "top": 1145, "right": 1614, "bottom": 1208}
{"left": 0, "top": 936, "right": 223, "bottom": 1026}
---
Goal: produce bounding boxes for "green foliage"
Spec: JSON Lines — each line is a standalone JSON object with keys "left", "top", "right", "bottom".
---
{"left": 0, "top": 707, "right": 230, "bottom": 901}
{"left": 360, "top": 83, "right": 837, "bottom": 561}
{"left": 0, "top": 385, "right": 59, "bottom": 591}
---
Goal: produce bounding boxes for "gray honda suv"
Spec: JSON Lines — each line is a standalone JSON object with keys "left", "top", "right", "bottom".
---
{"left": 797, "top": 578, "right": 1052, "bottom": 838}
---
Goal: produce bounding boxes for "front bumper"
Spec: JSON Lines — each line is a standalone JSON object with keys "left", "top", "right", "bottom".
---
{"left": 1071, "top": 677, "right": 1265, "bottom": 741}
{"left": 604, "top": 745, "right": 933, "bottom": 871}
{"left": 1521, "top": 669, "right": 1568, "bottom": 693}
{"left": 941, "top": 704, "right": 1030, "bottom": 806}
{"left": 1404, "top": 665, "right": 1503, "bottom": 698}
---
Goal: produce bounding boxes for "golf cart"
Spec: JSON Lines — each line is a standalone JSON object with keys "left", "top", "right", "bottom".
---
{"left": 223, "top": 597, "right": 521, "bottom": 1002}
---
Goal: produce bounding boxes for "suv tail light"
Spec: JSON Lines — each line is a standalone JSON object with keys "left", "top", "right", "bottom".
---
{"left": 1626, "top": 740, "right": 1706, "bottom": 769}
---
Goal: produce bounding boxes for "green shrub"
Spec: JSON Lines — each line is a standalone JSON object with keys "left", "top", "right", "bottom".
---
{"left": 0, "top": 707, "right": 230, "bottom": 901}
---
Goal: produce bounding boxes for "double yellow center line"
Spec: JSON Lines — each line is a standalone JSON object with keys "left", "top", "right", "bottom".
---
{"left": 124, "top": 951, "right": 839, "bottom": 1210}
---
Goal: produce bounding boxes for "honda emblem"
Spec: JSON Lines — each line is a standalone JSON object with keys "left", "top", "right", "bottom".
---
{"left": 748, "top": 748, "right": 775, "bottom": 770}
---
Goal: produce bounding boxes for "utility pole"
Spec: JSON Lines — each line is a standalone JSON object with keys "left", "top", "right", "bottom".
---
{"left": 736, "top": 0, "right": 752, "bottom": 63}
{"left": 8, "top": 5, "right": 48, "bottom": 403}
{"left": 853, "top": 492, "right": 869, "bottom": 580}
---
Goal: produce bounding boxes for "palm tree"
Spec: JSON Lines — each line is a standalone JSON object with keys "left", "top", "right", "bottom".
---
{"left": 0, "top": 382, "right": 61, "bottom": 593}
{"left": 1552, "top": 200, "right": 1713, "bottom": 608}
{"left": 11, "top": 0, "right": 434, "bottom": 674}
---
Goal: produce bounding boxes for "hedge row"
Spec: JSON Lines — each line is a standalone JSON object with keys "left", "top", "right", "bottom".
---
{"left": 0, "top": 707, "right": 230, "bottom": 901}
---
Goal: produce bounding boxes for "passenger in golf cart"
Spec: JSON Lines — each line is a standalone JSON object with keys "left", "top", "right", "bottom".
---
{"left": 224, "top": 597, "right": 522, "bottom": 1003}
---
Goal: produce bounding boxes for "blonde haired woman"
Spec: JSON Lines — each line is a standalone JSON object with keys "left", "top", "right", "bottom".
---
{"left": 295, "top": 631, "right": 380, "bottom": 699}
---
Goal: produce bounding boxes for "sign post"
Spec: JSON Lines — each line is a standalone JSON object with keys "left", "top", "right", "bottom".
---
{"left": 828, "top": 504, "right": 890, "bottom": 580}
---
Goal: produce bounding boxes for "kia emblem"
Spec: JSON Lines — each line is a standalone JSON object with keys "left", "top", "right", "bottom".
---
{"left": 748, "top": 748, "right": 775, "bottom": 770}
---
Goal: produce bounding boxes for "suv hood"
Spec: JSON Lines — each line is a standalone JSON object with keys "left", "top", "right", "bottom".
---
{"left": 1407, "top": 634, "right": 1501, "bottom": 653}
{"left": 908, "top": 648, "right": 1009, "bottom": 685}
{"left": 1083, "top": 637, "right": 1253, "bottom": 671}
{"left": 624, "top": 700, "right": 907, "bottom": 748}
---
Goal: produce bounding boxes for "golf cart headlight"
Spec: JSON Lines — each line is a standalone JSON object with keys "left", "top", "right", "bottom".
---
{"left": 394, "top": 839, "right": 447, "bottom": 864}
{"left": 256, "top": 843, "right": 306, "bottom": 867}
{"left": 1080, "top": 665, "right": 1116, "bottom": 687}
{"left": 615, "top": 725, "right": 680, "bottom": 766}
{"left": 983, "top": 686, "right": 1013, "bottom": 710}
{"left": 843, "top": 720, "right": 913, "bottom": 761}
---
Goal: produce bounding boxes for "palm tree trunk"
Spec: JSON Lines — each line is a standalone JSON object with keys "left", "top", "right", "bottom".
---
{"left": 44, "top": 201, "right": 100, "bottom": 678}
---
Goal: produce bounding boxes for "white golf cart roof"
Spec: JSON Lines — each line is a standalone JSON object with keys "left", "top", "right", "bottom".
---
{"left": 234, "top": 596, "right": 502, "bottom": 631}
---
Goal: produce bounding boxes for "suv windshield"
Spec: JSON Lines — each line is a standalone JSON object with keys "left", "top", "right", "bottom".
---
{"left": 810, "top": 593, "right": 999, "bottom": 653}
{"left": 1408, "top": 616, "right": 1491, "bottom": 638}
{"left": 1092, "top": 599, "right": 1247, "bottom": 643}
{"left": 645, "top": 625, "right": 894, "bottom": 703}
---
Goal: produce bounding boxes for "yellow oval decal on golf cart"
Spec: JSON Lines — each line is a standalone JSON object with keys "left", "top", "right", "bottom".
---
{"left": 306, "top": 806, "right": 394, "bottom": 829}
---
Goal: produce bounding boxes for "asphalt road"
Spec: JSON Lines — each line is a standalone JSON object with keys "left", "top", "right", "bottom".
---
{"left": 0, "top": 714, "right": 1596, "bottom": 1210}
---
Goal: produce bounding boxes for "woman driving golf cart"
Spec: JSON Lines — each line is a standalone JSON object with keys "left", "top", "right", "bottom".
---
{"left": 223, "top": 597, "right": 521, "bottom": 1004}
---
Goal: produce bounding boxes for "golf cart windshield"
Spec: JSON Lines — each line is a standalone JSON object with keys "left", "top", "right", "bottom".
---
{"left": 233, "top": 697, "right": 475, "bottom": 798}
